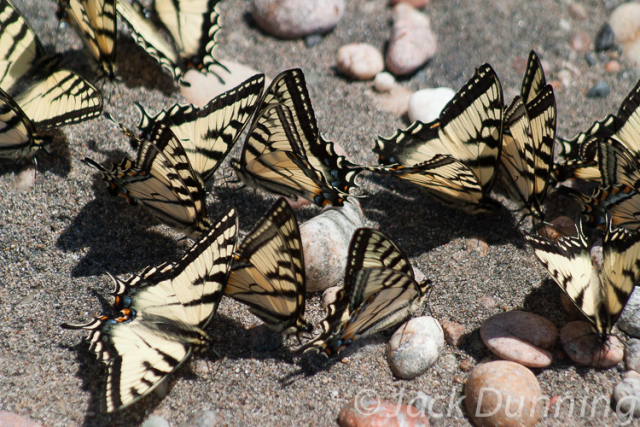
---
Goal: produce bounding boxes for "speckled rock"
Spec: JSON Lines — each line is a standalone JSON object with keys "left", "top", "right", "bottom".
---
{"left": 441, "top": 320, "right": 466, "bottom": 347}
{"left": 387, "top": 316, "right": 444, "bottom": 379}
{"left": 613, "top": 372, "right": 640, "bottom": 419}
{"left": 180, "top": 61, "right": 263, "bottom": 107}
{"left": 373, "top": 71, "right": 396, "bottom": 93}
{"left": 559, "top": 320, "right": 624, "bottom": 368}
{"left": 300, "top": 199, "right": 364, "bottom": 292}
{"left": 386, "top": 4, "right": 437, "bottom": 76}
{"left": 338, "top": 397, "right": 429, "bottom": 427}
{"left": 390, "top": 0, "right": 430, "bottom": 8}
{"left": 13, "top": 165, "right": 36, "bottom": 192}
{"left": 250, "top": 0, "right": 345, "bottom": 39}
{"left": 618, "top": 289, "right": 640, "bottom": 338}
{"left": 625, "top": 339, "right": 640, "bottom": 372}
{"left": 142, "top": 415, "right": 170, "bottom": 427}
{"left": 337, "top": 43, "right": 384, "bottom": 80}
{"left": 480, "top": 310, "right": 557, "bottom": 368}
{"left": 609, "top": 2, "right": 640, "bottom": 67}
{"left": 180, "top": 411, "right": 218, "bottom": 427}
{"left": 0, "top": 412, "right": 43, "bottom": 427}
{"left": 407, "top": 87, "right": 455, "bottom": 123}
{"left": 464, "top": 361, "right": 543, "bottom": 427}
{"left": 465, "top": 236, "right": 489, "bottom": 257}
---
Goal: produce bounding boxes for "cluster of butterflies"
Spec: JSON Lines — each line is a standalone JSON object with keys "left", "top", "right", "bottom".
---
{"left": 62, "top": 198, "right": 430, "bottom": 412}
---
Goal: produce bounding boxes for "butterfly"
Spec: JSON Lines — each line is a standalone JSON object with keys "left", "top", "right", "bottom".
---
{"left": 298, "top": 228, "right": 429, "bottom": 357}
{"left": 116, "top": 0, "right": 227, "bottom": 86}
{"left": 371, "top": 64, "right": 504, "bottom": 214}
{"left": 61, "top": 207, "right": 238, "bottom": 412}
{"left": 85, "top": 120, "right": 211, "bottom": 238}
{"left": 56, "top": 0, "right": 117, "bottom": 80}
{"left": 0, "top": 0, "right": 103, "bottom": 161}
{"left": 525, "top": 216, "right": 640, "bottom": 341}
{"left": 134, "top": 73, "right": 265, "bottom": 183}
{"left": 225, "top": 198, "right": 312, "bottom": 338}
{"left": 230, "top": 68, "right": 363, "bottom": 207}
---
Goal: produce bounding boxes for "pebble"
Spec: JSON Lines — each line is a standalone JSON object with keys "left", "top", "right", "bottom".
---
{"left": 387, "top": 316, "right": 444, "bottom": 379}
{"left": 569, "top": 30, "right": 591, "bottom": 53}
{"left": 386, "top": 4, "right": 437, "bottom": 76}
{"left": 250, "top": 0, "right": 344, "bottom": 39}
{"left": 568, "top": 3, "right": 587, "bottom": 20}
{"left": 478, "top": 295, "right": 497, "bottom": 310}
{"left": 13, "top": 165, "right": 36, "bottom": 192}
{"left": 181, "top": 411, "right": 218, "bottom": 427}
{"left": 322, "top": 285, "right": 342, "bottom": 308}
{"left": 338, "top": 398, "right": 429, "bottom": 427}
{"left": 464, "top": 236, "right": 489, "bottom": 257}
{"left": 606, "top": 60, "right": 621, "bottom": 72}
{"left": 390, "top": 0, "right": 430, "bottom": 8}
{"left": 613, "top": 372, "right": 640, "bottom": 419}
{"left": 142, "top": 415, "right": 170, "bottom": 427}
{"left": 373, "top": 71, "right": 396, "bottom": 93}
{"left": 619, "top": 289, "right": 640, "bottom": 338}
{"left": 305, "top": 34, "right": 323, "bottom": 48}
{"left": 371, "top": 85, "right": 413, "bottom": 115}
{"left": 407, "top": 87, "right": 455, "bottom": 123}
{"left": 464, "top": 361, "right": 542, "bottom": 427}
{"left": 596, "top": 22, "right": 616, "bottom": 51}
{"left": 480, "top": 311, "right": 557, "bottom": 368}
{"left": 586, "top": 80, "right": 611, "bottom": 98}
{"left": 336, "top": 43, "right": 384, "bottom": 81}
{"left": 181, "top": 61, "right": 263, "bottom": 107}
{"left": 0, "top": 412, "right": 43, "bottom": 427}
{"left": 559, "top": 321, "right": 624, "bottom": 368}
{"left": 584, "top": 52, "right": 596, "bottom": 66}
{"left": 460, "top": 360, "right": 474, "bottom": 371}
{"left": 609, "top": 2, "right": 640, "bottom": 67}
{"left": 300, "top": 199, "right": 364, "bottom": 293}
{"left": 625, "top": 338, "right": 640, "bottom": 372}
{"left": 440, "top": 320, "right": 466, "bottom": 346}
{"left": 557, "top": 69, "right": 573, "bottom": 88}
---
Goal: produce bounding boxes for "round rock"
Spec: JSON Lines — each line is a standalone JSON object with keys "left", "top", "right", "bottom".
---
{"left": 181, "top": 411, "right": 218, "bottom": 427}
{"left": 440, "top": 320, "right": 466, "bottom": 347}
{"left": 373, "top": 71, "right": 396, "bottom": 93}
{"left": 559, "top": 320, "right": 624, "bottom": 368}
{"left": 387, "top": 316, "right": 444, "bottom": 379}
{"left": 587, "top": 80, "right": 611, "bottom": 98}
{"left": 142, "top": 416, "right": 170, "bottom": 427}
{"left": 336, "top": 43, "right": 384, "bottom": 81}
{"left": 338, "top": 397, "right": 429, "bottom": 427}
{"left": 480, "top": 310, "right": 557, "bottom": 368}
{"left": 386, "top": 4, "right": 437, "bottom": 76}
{"left": 300, "top": 199, "right": 364, "bottom": 292}
{"left": 464, "top": 361, "right": 542, "bottom": 427}
{"left": 613, "top": 372, "right": 640, "bottom": 419}
{"left": 610, "top": 3, "right": 640, "bottom": 67}
{"left": 0, "top": 412, "right": 43, "bottom": 427}
{"left": 618, "top": 289, "right": 640, "bottom": 338}
{"left": 407, "top": 87, "right": 455, "bottom": 123}
{"left": 250, "top": 0, "right": 345, "bottom": 39}
{"left": 569, "top": 30, "right": 591, "bottom": 53}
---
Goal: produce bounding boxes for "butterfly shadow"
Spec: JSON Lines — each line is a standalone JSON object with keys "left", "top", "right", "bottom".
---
{"left": 0, "top": 129, "right": 72, "bottom": 179}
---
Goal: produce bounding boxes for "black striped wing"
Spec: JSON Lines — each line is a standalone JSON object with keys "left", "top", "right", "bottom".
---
{"left": 136, "top": 74, "right": 265, "bottom": 182}
{"left": 372, "top": 64, "right": 503, "bottom": 213}
{"left": 86, "top": 122, "right": 210, "bottom": 238}
{"left": 62, "top": 209, "right": 238, "bottom": 412}
{"left": 520, "top": 50, "right": 547, "bottom": 105}
{"left": 0, "top": 86, "right": 41, "bottom": 160}
{"left": 499, "top": 85, "right": 556, "bottom": 220}
{"left": 57, "top": 0, "right": 117, "bottom": 79}
{"left": 225, "top": 198, "right": 311, "bottom": 336}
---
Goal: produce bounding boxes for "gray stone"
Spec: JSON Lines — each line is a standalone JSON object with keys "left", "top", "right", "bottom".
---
{"left": 625, "top": 339, "right": 640, "bottom": 373}
{"left": 387, "top": 316, "right": 444, "bottom": 379}
{"left": 386, "top": 4, "right": 437, "bottom": 76}
{"left": 250, "top": 0, "right": 344, "bottom": 39}
{"left": 613, "top": 374, "right": 640, "bottom": 418}
{"left": 181, "top": 410, "right": 218, "bottom": 427}
{"left": 619, "top": 288, "right": 640, "bottom": 338}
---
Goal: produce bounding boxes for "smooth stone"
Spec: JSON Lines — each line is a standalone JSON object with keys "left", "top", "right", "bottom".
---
{"left": 305, "top": 34, "right": 323, "bottom": 48}
{"left": 584, "top": 52, "right": 597, "bottom": 66}
{"left": 373, "top": 71, "right": 396, "bottom": 93}
{"left": 618, "top": 288, "right": 640, "bottom": 337}
{"left": 13, "top": 165, "right": 36, "bottom": 192}
{"left": 609, "top": 2, "right": 640, "bottom": 67}
{"left": 386, "top": 4, "right": 437, "bottom": 76}
{"left": 464, "top": 236, "right": 489, "bottom": 257}
{"left": 606, "top": 60, "right": 622, "bottom": 72}
{"left": 181, "top": 410, "right": 218, "bottom": 427}
{"left": 586, "top": 80, "right": 611, "bottom": 98}
{"left": 613, "top": 374, "right": 640, "bottom": 418}
{"left": 300, "top": 199, "right": 364, "bottom": 292}
{"left": 387, "top": 316, "right": 444, "bottom": 379}
{"left": 390, "top": 0, "right": 430, "bottom": 8}
{"left": 559, "top": 320, "right": 624, "bottom": 368}
{"left": 569, "top": 30, "right": 591, "bottom": 53}
{"left": 322, "top": 285, "right": 342, "bottom": 308}
{"left": 568, "top": 3, "right": 587, "bottom": 20}
{"left": 440, "top": 320, "right": 466, "bottom": 347}
{"left": 250, "top": 0, "right": 345, "bottom": 39}
{"left": 142, "top": 415, "right": 170, "bottom": 427}
{"left": 464, "top": 361, "right": 542, "bottom": 427}
{"left": 0, "top": 412, "right": 43, "bottom": 427}
{"left": 371, "top": 85, "right": 413, "bottom": 115}
{"left": 625, "top": 338, "right": 640, "bottom": 372}
{"left": 336, "top": 43, "right": 384, "bottom": 81}
{"left": 478, "top": 295, "right": 497, "bottom": 310}
{"left": 596, "top": 22, "right": 616, "bottom": 51}
{"left": 480, "top": 310, "right": 557, "bottom": 368}
{"left": 407, "top": 87, "right": 455, "bottom": 123}
{"left": 181, "top": 61, "right": 264, "bottom": 107}
{"left": 338, "top": 398, "right": 429, "bottom": 427}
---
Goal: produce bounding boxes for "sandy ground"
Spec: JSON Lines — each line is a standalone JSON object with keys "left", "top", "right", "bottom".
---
{"left": 1, "top": 0, "right": 638, "bottom": 425}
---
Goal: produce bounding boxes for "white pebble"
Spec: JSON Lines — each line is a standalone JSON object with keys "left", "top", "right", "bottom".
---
{"left": 613, "top": 373, "right": 640, "bottom": 419}
{"left": 142, "top": 416, "right": 170, "bottom": 427}
{"left": 386, "top": 4, "right": 437, "bottom": 76}
{"left": 181, "top": 411, "right": 218, "bottom": 427}
{"left": 618, "top": 288, "right": 640, "bottom": 338}
{"left": 13, "top": 165, "right": 36, "bottom": 192}
{"left": 336, "top": 43, "right": 384, "bottom": 81}
{"left": 609, "top": 2, "right": 640, "bottom": 68}
{"left": 250, "top": 0, "right": 344, "bottom": 39}
{"left": 387, "top": 316, "right": 444, "bottom": 379}
{"left": 300, "top": 199, "right": 364, "bottom": 293}
{"left": 373, "top": 72, "right": 396, "bottom": 93}
{"left": 407, "top": 87, "right": 455, "bottom": 123}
